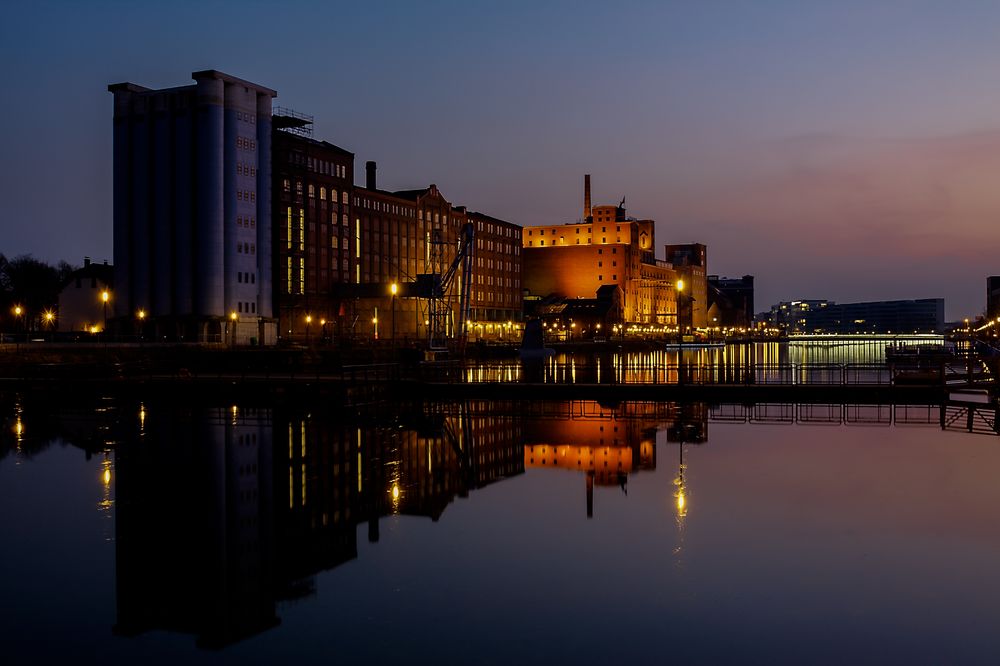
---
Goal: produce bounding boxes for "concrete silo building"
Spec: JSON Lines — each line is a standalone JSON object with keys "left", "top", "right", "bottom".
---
{"left": 108, "top": 70, "right": 277, "bottom": 344}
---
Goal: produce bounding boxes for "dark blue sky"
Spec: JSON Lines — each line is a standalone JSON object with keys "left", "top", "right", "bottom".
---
{"left": 3, "top": 0, "right": 1000, "bottom": 317}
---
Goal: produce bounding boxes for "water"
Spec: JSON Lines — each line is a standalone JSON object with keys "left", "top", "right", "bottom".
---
{"left": 3, "top": 385, "right": 1000, "bottom": 664}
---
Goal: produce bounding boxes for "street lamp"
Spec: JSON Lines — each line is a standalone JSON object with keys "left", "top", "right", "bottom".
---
{"left": 101, "top": 290, "right": 110, "bottom": 341}
{"left": 13, "top": 305, "right": 23, "bottom": 343}
{"left": 136, "top": 309, "right": 146, "bottom": 344}
{"left": 229, "top": 311, "right": 238, "bottom": 348}
{"left": 43, "top": 310, "right": 55, "bottom": 341}
{"left": 390, "top": 282, "right": 398, "bottom": 347}
{"left": 305, "top": 314, "right": 313, "bottom": 344}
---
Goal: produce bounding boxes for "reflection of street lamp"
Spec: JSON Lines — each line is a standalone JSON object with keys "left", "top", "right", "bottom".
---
{"left": 390, "top": 282, "right": 398, "bottom": 346}
{"left": 372, "top": 309, "right": 379, "bottom": 341}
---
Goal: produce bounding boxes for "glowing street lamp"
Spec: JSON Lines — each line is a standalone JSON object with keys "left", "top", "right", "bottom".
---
{"left": 305, "top": 314, "right": 313, "bottom": 344}
{"left": 136, "top": 309, "right": 146, "bottom": 344}
{"left": 100, "top": 290, "right": 110, "bottom": 339}
{"left": 229, "top": 311, "right": 238, "bottom": 348}
{"left": 390, "top": 282, "right": 398, "bottom": 346}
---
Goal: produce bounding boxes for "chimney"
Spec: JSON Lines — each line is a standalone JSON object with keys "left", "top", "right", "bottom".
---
{"left": 366, "top": 161, "right": 377, "bottom": 190}
{"left": 84, "top": 256, "right": 91, "bottom": 267}
{"left": 584, "top": 174, "right": 592, "bottom": 221}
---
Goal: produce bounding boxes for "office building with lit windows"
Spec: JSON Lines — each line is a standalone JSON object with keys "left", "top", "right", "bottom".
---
{"left": 109, "top": 70, "right": 276, "bottom": 343}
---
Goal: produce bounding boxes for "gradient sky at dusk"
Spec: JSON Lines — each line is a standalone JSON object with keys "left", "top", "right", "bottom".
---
{"left": 3, "top": 0, "right": 1000, "bottom": 318}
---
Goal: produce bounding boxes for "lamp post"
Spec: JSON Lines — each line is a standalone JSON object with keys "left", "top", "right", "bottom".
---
{"left": 229, "top": 311, "right": 238, "bottom": 348}
{"left": 320, "top": 318, "right": 327, "bottom": 345}
{"left": 13, "top": 305, "right": 23, "bottom": 349}
{"left": 43, "top": 310, "right": 55, "bottom": 342}
{"left": 305, "top": 314, "right": 313, "bottom": 345}
{"left": 390, "top": 282, "right": 398, "bottom": 348}
{"left": 676, "top": 279, "right": 685, "bottom": 346}
{"left": 101, "top": 290, "right": 110, "bottom": 342}
{"left": 136, "top": 309, "right": 146, "bottom": 345}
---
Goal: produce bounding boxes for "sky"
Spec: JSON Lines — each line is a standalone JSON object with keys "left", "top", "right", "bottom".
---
{"left": 2, "top": 0, "right": 1000, "bottom": 319}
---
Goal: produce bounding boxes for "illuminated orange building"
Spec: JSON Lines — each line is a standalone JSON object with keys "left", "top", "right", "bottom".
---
{"left": 521, "top": 175, "right": 690, "bottom": 330}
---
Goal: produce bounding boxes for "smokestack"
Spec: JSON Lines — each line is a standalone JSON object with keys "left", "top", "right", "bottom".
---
{"left": 584, "top": 174, "right": 592, "bottom": 221}
{"left": 366, "top": 160, "right": 377, "bottom": 190}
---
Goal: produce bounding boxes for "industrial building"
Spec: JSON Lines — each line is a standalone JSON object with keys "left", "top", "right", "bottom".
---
{"left": 522, "top": 175, "right": 708, "bottom": 333}
{"left": 271, "top": 112, "right": 522, "bottom": 343}
{"left": 109, "top": 70, "right": 276, "bottom": 344}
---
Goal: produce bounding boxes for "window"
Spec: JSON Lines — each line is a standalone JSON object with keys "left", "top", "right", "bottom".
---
{"left": 598, "top": 261, "right": 602, "bottom": 267}
{"left": 308, "top": 184, "right": 315, "bottom": 198}
{"left": 320, "top": 187, "right": 326, "bottom": 201}
{"left": 283, "top": 179, "right": 290, "bottom": 193}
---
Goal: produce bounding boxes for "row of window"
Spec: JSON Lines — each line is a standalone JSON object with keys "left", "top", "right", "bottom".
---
{"left": 305, "top": 156, "right": 347, "bottom": 179}
{"left": 237, "top": 272, "right": 256, "bottom": 284}
{"left": 283, "top": 180, "right": 351, "bottom": 204}
{"left": 236, "top": 216, "right": 256, "bottom": 229}
{"left": 237, "top": 162, "right": 257, "bottom": 177}
{"left": 237, "top": 190, "right": 256, "bottom": 203}
{"left": 527, "top": 237, "right": 620, "bottom": 246}
{"left": 528, "top": 225, "right": 621, "bottom": 236}
{"left": 236, "top": 136, "right": 257, "bottom": 151}
{"left": 236, "top": 111, "right": 256, "bottom": 124}
{"left": 237, "top": 301, "right": 257, "bottom": 314}
{"left": 237, "top": 242, "right": 257, "bottom": 255}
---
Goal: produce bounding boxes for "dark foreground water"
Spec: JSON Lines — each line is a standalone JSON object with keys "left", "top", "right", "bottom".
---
{"left": 2, "top": 396, "right": 1000, "bottom": 665}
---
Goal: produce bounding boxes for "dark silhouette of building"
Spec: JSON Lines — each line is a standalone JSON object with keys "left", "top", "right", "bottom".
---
{"left": 707, "top": 275, "right": 754, "bottom": 329}
{"left": 988, "top": 276, "right": 1000, "bottom": 319}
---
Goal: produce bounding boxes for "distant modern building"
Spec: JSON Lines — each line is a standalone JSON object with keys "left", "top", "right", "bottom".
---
{"left": 707, "top": 275, "right": 754, "bottom": 329}
{"left": 987, "top": 276, "right": 1000, "bottom": 320}
{"left": 109, "top": 70, "right": 277, "bottom": 344}
{"left": 760, "top": 298, "right": 944, "bottom": 333}
{"left": 57, "top": 257, "right": 113, "bottom": 333}
{"left": 522, "top": 175, "right": 689, "bottom": 331}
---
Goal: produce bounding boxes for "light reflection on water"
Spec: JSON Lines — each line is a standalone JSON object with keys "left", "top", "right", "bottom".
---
{"left": 464, "top": 337, "right": 945, "bottom": 384}
{"left": 1, "top": 392, "right": 999, "bottom": 664}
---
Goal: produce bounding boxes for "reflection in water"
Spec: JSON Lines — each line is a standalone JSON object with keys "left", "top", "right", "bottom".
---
{"left": 2, "top": 391, "right": 999, "bottom": 655}
{"left": 111, "top": 400, "right": 527, "bottom": 647}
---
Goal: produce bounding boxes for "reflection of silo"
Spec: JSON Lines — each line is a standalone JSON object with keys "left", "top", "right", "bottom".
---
{"left": 194, "top": 74, "right": 225, "bottom": 317}
{"left": 113, "top": 404, "right": 277, "bottom": 648}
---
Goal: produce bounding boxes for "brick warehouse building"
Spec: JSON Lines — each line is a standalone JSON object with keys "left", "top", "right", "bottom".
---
{"left": 521, "top": 175, "right": 707, "bottom": 332}
{"left": 272, "top": 111, "right": 521, "bottom": 342}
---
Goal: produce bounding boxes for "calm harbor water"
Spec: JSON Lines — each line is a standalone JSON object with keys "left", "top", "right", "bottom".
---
{"left": 2, "top": 379, "right": 1000, "bottom": 664}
